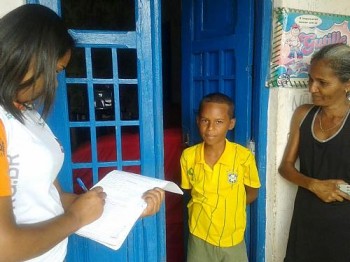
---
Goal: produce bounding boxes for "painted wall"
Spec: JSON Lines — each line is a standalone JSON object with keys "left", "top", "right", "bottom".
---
{"left": 266, "top": 0, "right": 350, "bottom": 261}
{"left": 0, "top": 0, "right": 24, "bottom": 17}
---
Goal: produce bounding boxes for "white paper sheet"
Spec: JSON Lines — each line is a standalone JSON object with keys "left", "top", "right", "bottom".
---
{"left": 75, "top": 170, "right": 183, "bottom": 250}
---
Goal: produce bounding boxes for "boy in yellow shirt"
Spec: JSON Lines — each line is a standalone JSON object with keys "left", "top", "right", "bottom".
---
{"left": 181, "top": 92, "right": 261, "bottom": 262}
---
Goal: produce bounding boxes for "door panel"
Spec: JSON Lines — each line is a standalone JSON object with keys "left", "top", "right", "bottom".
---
{"left": 181, "top": 0, "right": 255, "bottom": 258}
{"left": 30, "top": 0, "right": 165, "bottom": 261}
{"left": 182, "top": 0, "right": 254, "bottom": 146}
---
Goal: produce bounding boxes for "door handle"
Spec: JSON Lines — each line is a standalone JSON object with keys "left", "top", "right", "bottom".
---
{"left": 183, "top": 132, "right": 190, "bottom": 147}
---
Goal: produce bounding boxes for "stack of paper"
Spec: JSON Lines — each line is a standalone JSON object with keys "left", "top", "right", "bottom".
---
{"left": 75, "top": 170, "right": 183, "bottom": 250}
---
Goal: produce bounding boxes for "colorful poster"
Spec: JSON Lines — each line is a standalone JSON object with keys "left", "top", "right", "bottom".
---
{"left": 267, "top": 8, "right": 350, "bottom": 88}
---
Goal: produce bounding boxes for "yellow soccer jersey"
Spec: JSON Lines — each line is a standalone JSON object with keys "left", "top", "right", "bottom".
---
{"left": 180, "top": 140, "right": 260, "bottom": 247}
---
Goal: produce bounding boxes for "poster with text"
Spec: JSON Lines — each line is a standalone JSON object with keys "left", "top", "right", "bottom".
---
{"left": 267, "top": 8, "right": 350, "bottom": 88}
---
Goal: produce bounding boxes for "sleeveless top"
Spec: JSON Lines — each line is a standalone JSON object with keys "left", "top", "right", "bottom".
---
{"left": 285, "top": 106, "right": 350, "bottom": 262}
{"left": 0, "top": 106, "right": 67, "bottom": 262}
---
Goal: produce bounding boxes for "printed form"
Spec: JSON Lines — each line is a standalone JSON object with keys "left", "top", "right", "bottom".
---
{"left": 75, "top": 170, "right": 183, "bottom": 250}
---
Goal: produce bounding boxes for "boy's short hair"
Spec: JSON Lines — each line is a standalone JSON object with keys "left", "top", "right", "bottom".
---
{"left": 198, "top": 92, "right": 235, "bottom": 119}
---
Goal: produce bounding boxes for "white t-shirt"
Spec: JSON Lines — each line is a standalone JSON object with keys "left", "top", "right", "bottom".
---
{"left": 0, "top": 106, "right": 67, "bottom": 262}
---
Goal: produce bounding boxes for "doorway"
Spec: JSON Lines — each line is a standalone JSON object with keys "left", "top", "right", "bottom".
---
{"left": 37, "top": 0, "right": 267, "bottom": 261}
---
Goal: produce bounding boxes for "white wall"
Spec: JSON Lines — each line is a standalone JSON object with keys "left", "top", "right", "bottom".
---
{"left": 0, "top": 0, "right": 24, "bottom": 18}
{"left": 267, "top": 0, "right": 350, "bottom": 261}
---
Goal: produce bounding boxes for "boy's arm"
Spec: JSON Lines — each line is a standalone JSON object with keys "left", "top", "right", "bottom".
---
{"left": 243, "top": 150, "right": 260, "bottom": 205}
{"left": 180, "top": 152, "right": 191, "bottom": 190}
{"left": 245, "top": 185, "right": 259, "bottom": 205}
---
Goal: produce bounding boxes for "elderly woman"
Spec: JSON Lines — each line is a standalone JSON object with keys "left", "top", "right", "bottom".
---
{"left": 279, "top": 43, "right": 350, "bottom": 262}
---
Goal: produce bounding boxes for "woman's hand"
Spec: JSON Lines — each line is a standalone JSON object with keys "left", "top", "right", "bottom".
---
{"left": 309, "top": 179, "right": 350, "bottom": 202}
{"left": 66, "top": 186, "right": 107, "bottom": 228}
{"left": 140, "top": 188, "right": 165, "bottom": 218}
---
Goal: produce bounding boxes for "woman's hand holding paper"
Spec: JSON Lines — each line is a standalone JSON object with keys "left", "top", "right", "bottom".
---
{"left": 140, "top": 188, "right": 165, "bottom": 217}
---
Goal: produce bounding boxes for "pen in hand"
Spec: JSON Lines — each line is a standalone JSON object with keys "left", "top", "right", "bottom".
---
{"left": 77, "top": 178, "right": 88, "bottom": 192}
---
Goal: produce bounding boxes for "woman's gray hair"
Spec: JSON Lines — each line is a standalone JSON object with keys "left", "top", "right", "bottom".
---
{"left": 311, "top": 43, "right": 350, "bottom": 83}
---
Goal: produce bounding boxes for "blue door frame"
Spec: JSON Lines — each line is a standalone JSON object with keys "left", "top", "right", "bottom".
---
{"left": 181, "top": 0, "right": 271, "bottom": 261}
{"left": 250, "top": 0, "right": 271, "bottom": 261}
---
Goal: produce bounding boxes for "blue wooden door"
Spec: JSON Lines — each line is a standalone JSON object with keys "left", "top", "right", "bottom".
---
{"left": 28, "top": 0, "right": 165, "bottom": 261}
{"left": 182, "top": 0, "right": 254, "bottom": 146}
{"left": 181, "top": 0, "right": 256, "bottom": 259}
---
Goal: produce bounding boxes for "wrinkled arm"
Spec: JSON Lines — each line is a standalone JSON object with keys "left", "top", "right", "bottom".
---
{"left": 278, "top": 105, "right": 313, "bottom": 189}
{"left": 278, "top": 105, "right": 348, "bottom": 203}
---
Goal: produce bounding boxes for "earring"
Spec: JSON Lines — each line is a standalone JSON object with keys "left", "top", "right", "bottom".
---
{"left": 346, "top": 90, "right": 350, "bottom": 101}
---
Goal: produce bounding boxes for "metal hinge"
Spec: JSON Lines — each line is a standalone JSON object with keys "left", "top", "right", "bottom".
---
{"left": 183, "top": 132, "right": 190, "bottom": 147}
{"left": 247, "top": 140, "right": 255, "bottom": 155}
